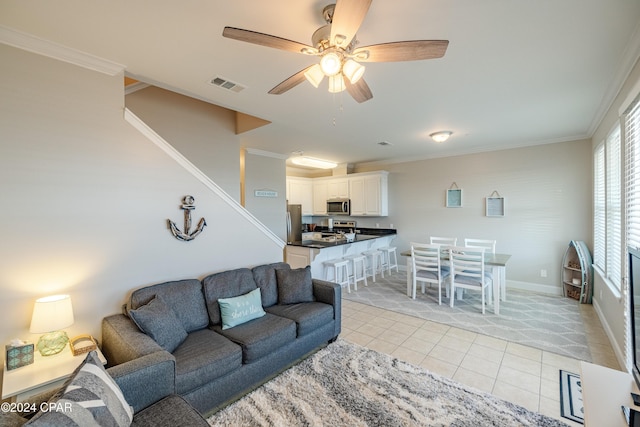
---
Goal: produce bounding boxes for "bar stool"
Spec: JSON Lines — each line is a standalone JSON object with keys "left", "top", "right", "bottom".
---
{"left": 323, "top": 258, "right": 351, "bottom": 293}
{"left": 362, "top": 249, "right": 384, "bottom": 282}
{"left": 378, "top": 246, "right": 399, "bottom": 275}
{"left": 344, "top": 254, "right": 368, "bottom": 290}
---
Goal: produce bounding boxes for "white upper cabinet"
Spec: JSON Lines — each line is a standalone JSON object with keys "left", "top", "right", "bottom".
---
{"left": 312, "top": 179, "right": 328, "bottom": 215}
{"left": 286, "top": 177, "right": 313, "bottom": 215}
{"left": 349, "top": 172, "right": 388, "bottom": 216}
{"left": 287, "top": 171, "right": 389, "bottom": 217}
{"left": 327, "top": 179, "right": 349, "bottom": 199}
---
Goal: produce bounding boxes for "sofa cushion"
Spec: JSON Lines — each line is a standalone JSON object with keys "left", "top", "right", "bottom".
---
{"left": 212, "top": 313, "right": 296, "bottom": 363}
{"left": 265, "top": 302, "right": 334, "bottom": 337}
{"left": 202, "top": 268, "right": 258, "bottom": 326}
{"left": 276, "top": 266, "right": 314, "bottom": 305}
{"left": 172, "top": 329, "right": 242, "bottom": 395}
{"left": 129, "top": 295, "right": 188, "bottom": 353}
{"left": 218, "top": 288, "right": 266, "bottom": 330}
{"left": 251, "top": 262, "right": 290, "bottom": 307}
{"left": 26, "top": 351, "right": 133, "bottom": 427}
{"left": 130, "top": 279, "right": 209, "bottom": 333}
{"left": 131, "top": 394, "right": 208, "bottom": 427}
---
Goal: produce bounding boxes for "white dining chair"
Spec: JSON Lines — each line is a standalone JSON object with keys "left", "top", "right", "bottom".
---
{"left": 430, "top": 236, "right": 458, "bottom": 246}
{"left": 448, "top": 246, "right": 493, "bottom": 314}
{"left": 464, "top": 238, "right": 496, "bottom": 254}
{"left": 464, "top": 238, "right": 504, "bottom": 301}
{"left": 410, "top": 242, "right": 451, "bottom": 303}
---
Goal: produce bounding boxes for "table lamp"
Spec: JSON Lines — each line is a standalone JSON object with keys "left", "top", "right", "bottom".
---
{"left": 29, "top": 294, "right": 74, "bottom": 356}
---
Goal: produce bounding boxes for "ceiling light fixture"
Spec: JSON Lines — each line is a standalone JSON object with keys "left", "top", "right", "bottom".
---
{"left": 430, "top": 131, "right": 453, "bottom": 143}
{"left": 320, "top": 51, "right": 343, "bottom": 76}
{"left": 303, "top": 45, "right": 366, "bottom": 95}
{"left": 304, "top": 64, "right": 324, "bottom": 88}
{"left": 291, "top": 156, "right": 338, "bottom": 169}
{"left": 328, "top": 74, "right": 346, "bottom": 93}
{"left": 342, "top": 60, "right": 365, "bottom": 84}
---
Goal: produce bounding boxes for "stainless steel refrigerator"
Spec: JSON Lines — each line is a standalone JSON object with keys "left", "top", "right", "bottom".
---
{"left": 286, "top": 204, "right": 302, "bottom": 244}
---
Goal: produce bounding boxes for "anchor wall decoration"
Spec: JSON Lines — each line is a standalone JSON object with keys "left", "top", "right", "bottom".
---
{"left": 168, "top": 195, "right": 207, "bottom": 241}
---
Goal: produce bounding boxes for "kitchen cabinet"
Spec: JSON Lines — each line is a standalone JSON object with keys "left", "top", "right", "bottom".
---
{"left": 287, "top": 171, "right": 389, "bottom": 217}
{"left": 327, "top": 179, "right": 349, "bottom": 199}
{"left": 312, "top": 179, "right": 328, "bottom": 215}
{"left": 349, "top": 172, "right": 388, "bottom": 216}
{"left": 286, "top": 177, "right": 313, "bottom": 215}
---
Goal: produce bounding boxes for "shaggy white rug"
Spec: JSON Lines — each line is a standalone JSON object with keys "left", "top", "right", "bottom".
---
{"left": 208, "top": 340, "right": 568, "bottom": 427}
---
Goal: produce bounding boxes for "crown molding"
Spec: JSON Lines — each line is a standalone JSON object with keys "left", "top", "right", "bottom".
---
{"left": 0, "top": 24, "right": 125, "bottom": 76}
{"left": 590, "top": 21, "right": 640, "bottom": 135}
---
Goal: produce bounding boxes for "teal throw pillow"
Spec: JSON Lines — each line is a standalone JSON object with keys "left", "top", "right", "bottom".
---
{"left": 218, "top": 288, "right": 266, "bottom": 330}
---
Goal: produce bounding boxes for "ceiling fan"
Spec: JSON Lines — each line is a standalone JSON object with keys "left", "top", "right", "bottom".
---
{"left": 222, "top": 0, "right": 449, "bottom": 103}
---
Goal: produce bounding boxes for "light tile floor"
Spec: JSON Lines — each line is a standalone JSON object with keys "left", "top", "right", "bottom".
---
{"left": 340, "top": 285, "right": 620, "bottom": 427}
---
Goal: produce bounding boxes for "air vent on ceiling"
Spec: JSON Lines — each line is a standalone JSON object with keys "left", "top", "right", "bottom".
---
{"left": 209, "top": 76, "right": 246, "bottom": 93}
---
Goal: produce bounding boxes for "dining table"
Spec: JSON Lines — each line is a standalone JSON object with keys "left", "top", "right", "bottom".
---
{"left": 400, "top": 250, "right": 512, "bottom": 315}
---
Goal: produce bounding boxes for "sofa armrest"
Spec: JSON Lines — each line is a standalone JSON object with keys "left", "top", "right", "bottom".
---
{"left": 102, "top": 314, "right": 163, "bottom": 366}
{"left": 312, "top": 279, "right": 341, "bottom": 338}
{"left": 107, "top": 351, "right": 176, "bottom": 413}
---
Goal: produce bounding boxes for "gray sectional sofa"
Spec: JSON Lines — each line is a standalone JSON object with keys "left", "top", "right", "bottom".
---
{"left": 101, "top": 262, "right": 342, "bottom": 417}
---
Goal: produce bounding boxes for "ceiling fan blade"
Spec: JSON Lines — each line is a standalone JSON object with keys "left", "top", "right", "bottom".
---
{"left": 345, "top": 78, "right": 373, "bottom": 103}
{"left": 223, "top": 27, "right": 314, "bottom": 54}
{"left": 353, "top": 40, "right": 449, "bottom": 62}
{"left": 330, "top": 0, "right": 372, "bottom": 48}
{"left": 268, "top": 65, "right": 316, "bottom": 95}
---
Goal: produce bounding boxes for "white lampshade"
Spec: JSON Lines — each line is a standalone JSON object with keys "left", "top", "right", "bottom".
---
{"left": 320, "top": 52, "right": 342, "bottom": 76}
{"left": 30, "top": 294, "right": 74, "bottom": 333}
{"left": 304, "top": 64, "right": 325, "bottom": 88}
{"left": 343, "top": 60, "right": 365, "bottom": 84}
{"left": 328, "top": 74, "right": 346, "bottom": 93}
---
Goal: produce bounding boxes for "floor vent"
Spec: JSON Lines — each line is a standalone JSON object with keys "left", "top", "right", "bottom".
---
{"left": 209, "top": 76, "right": 246, "bottom": 93}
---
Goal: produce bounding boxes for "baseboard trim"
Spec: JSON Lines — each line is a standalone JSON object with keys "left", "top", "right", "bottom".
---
{"left": 507, "top": 280, "right": 563, "bottom": 296}
{"left": 592, "top": 297, "right": 628, "bottom": 370}
{"left": 398, "top": 266, "right": 563, "bottom": 296}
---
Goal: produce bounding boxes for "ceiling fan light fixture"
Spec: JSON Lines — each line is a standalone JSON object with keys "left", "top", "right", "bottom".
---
{"left": 430, "top": 131, "right": 453, "bottom": 143}
{"left": 304, "top": 64, "right": 325, "bottom": 88}
{"left": 328, "top": 74, "right": 346, "bottom": 93}
{"left": 343, "top": 59, "right": 365, "bottom": 84}
{"left": 291, "top": 156, "right": 337, "bottom": 169}
{"left": 320, "top": 52, "right": 342, "bottom": 76}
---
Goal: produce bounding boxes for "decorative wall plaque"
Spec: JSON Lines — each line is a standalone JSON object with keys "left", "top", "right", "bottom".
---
{"left": 446, "top": 182, "right": 462, "bottom": 208}
{"left": 486, "top": 190, "right": 505, "bottom": 217}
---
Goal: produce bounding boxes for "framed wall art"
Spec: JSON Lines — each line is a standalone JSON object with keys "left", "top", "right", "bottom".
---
{"left": 446, "top": 183, "right": 462, "bottom": 208}
{"left": 486, "top": 190, "right": 505, "bottom": 217}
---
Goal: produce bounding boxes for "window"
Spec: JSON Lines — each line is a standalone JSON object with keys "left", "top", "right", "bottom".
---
{"left": 594, "top": 144, "right": 605, "bottom": 271}
{"left": 594, "top": 126, "right": 622, "bottom": 291}
{"left": 626, "top": 99, "right": 640, "bottom": 250}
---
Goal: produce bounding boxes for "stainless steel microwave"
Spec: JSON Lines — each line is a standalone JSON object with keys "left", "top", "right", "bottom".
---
{"left": 327, "top": 198, "right": 350, "bottom": 215}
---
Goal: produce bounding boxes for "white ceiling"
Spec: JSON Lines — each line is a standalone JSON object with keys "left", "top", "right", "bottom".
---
{"left": 2, "top": 1, "right": 640, "bottom": 168}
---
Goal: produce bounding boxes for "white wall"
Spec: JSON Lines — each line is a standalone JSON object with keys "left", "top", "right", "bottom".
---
{"left": 125, "top": 86, "right": 241, "bottom": 201}
{"left": 353, "top": 139, "right": 592, "bottom": 293}
{"left": 243, "top": 150, "right": 287, "bottom": 242}
{"left": 0, "top": 44, "right": 283, "bottom": 350}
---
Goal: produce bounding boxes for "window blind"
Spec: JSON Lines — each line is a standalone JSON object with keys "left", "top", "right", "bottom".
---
{"left": 626, "top": 99, "right": 640, "bottom": 250}
{"left": 594, "top": 144, "right": 605, "bottom": 272}
{"left": 607, "top": 127, "right": 622, "bottom": 289}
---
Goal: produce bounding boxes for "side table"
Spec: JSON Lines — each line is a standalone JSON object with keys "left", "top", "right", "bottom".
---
{"left": 2, "top": 346, "right": 106, "bottom": 402}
